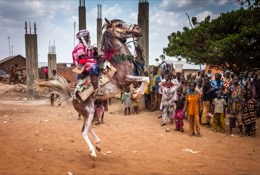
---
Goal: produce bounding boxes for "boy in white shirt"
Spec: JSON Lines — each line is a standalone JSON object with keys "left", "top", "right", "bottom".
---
{"left": 212, "top": 90, "right": 227, "bottom": 133}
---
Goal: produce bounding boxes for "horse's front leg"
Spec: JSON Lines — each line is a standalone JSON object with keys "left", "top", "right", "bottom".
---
{"left": 126, "top": 75, "right": 150, "bottom": 95}
{"left": 82, "top": 113, "right": 97, "bottom": 160}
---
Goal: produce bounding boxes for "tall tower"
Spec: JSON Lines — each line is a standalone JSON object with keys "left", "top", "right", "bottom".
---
{"left": 25, "top": 21, "right": 39, "bottom": 99}
{"left": 97, "top": 4, "right": 102, "bottom": 52}
{"left": 79, "top": 0, "right": 86, "bottom": 30}
{"left": 138, "top": 0, "right": 149, "bottom": 68}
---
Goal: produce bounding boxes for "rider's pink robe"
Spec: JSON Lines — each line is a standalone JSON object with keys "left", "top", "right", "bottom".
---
{"left": 72, "top": 43, "right": 96, "bottom": 73}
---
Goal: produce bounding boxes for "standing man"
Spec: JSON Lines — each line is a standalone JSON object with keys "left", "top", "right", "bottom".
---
{"left": 222, "top": 70, "right": 232, "bottom": 92}
{"left": 202, "top": 76, "right": 215, "bottom": 126}
{"left": 14, "top": 64, "right": 18, "bottom": 84}
{"left": 160, "top": 80, "right": 177, "bottom": 126}
{"left": 227, "top": 76, "right": 245, "bottom": 136}
{"left": 150, "top": 66, "right": 161, "bottom": 112}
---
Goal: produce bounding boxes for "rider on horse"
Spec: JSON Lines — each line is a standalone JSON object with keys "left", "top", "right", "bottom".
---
{"left": 72, "top": 29, "right": 103, "bottom": 96}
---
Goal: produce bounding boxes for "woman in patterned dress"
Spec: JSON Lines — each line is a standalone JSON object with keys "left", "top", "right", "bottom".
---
{"left": 243, "top": 90, "right": 257, "bottom": 137}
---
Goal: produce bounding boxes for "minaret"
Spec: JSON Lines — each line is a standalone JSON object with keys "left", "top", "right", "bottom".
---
{"left": 79, "top": 0, "right": 86, "bottom": 30}
{"left": 97, "top": 4, "right": 102, "bottom": 52}
{"left": 138, "top": 0, "right": 149, "bottom": 68}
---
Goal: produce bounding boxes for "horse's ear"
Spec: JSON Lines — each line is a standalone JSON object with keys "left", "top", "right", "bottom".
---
{"left": 105, "top": 18, "right": 111, "bottom": 24}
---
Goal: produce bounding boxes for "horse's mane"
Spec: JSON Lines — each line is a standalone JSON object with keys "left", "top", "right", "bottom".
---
{"left": 101, "top": 31, "right": 114, "bottom": 51}
{"left": 102, "top": 19, "right": 125, "bottom": 30}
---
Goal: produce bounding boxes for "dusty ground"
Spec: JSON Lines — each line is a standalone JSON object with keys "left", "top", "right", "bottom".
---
{"left": 0, "top": 83, "right": 259, "bottom": 175}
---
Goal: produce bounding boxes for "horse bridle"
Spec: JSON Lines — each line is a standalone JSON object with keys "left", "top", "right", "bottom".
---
{"left": 106, "top": 23, "right": 140, "bottom": 53}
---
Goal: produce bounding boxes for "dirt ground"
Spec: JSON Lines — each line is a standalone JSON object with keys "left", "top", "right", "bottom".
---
{"left": 0, "top": 83, "right": 259, "bottom": 175}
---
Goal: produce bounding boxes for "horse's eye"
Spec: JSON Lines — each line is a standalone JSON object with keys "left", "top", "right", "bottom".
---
{"left": 117, "top": 23, "right": 123, "bottom": 27}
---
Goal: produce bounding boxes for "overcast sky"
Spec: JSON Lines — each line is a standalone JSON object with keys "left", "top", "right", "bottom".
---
{"left": 0, "top": 0, "right": 241, "bottom": 65}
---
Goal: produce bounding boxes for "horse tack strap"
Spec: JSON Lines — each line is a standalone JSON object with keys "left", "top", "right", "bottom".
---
{"left": 107, "top": 27, "right": 127, "bottom": 34}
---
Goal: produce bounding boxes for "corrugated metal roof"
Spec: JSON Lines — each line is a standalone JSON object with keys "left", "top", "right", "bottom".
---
{"left": 0, "top": 55, "right": 25, "bottom": 65}
{"left": 164, "top": 60, "right": 206, "bottom": 70}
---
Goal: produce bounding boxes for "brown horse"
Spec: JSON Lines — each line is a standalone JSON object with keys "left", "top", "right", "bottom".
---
{"left": 38, "top": 18, "right": 149, "bottom": 160}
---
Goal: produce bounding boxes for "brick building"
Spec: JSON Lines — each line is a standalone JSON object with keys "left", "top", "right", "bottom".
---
{"left": 0, "top": 55, "right": 26, "bottom": 73}
{"left": 38, "top": 63, "right": 77, "bottom": 84}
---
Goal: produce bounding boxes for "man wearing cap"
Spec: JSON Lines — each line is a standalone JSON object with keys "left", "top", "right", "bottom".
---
{"left": 222, "top": 70, "right": 232, "bottom": 92}
{"left": 72, "top": 29, "right": 103, "bottom": 96}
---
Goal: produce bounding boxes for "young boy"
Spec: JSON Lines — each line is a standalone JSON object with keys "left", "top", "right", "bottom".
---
{"left": 50, "top": 70, "right": 60, "bottom": 106}
{"left": 131, "top": 82, "right": 140, "bottom": 114}
{"left": 160, "top": 80, "right": 177, "bottom": 126}
{"left": 243, "top": 90, "right": 257, "bottom": 137}
{"left": 122, "top": 86, "right": 131, "bottom": 115}
{"left": 212, "top": 90, "right": 227, "bottom": 133}
{"left": 174, "top": 87, "right": 185, "bottom": 132}
{"left": 183, "top": 82, "right": 201, "bottom": 136}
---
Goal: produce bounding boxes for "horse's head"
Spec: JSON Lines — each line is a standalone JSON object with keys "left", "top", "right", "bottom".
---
{"left": 103, "top": 18, "right": 142, "bottom": 40}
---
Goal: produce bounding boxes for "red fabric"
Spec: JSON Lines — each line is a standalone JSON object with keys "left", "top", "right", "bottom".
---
{"left": 104, "top": 49, "right": 116, "bottom": 61}
{"left": 79, "top": 58, "right": 87, "bottom": 65}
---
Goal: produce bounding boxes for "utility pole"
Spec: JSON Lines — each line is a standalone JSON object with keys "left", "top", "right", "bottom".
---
{"left": 8, "top": 36, "right": 11, "bottom": 56}
{"left": 11, "top": 45, "right": 13, "bottom": 56}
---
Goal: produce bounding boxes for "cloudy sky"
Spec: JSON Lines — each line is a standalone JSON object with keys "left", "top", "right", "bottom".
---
{"left": 0, "top": 0, "right": 241, "bottom": 65}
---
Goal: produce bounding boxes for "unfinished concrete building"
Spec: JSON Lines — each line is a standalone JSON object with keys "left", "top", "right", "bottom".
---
{"left": 25, "top": 21, "right": 39, "bottom": 99}
{"left": 138, "top": 0, "right": 149, "bottom": 68}
{"left": 79, "top": 0, "right": 86, "bottom": 30}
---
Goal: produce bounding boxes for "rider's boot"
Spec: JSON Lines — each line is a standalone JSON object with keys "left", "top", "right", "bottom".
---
{"left": 90, "top": 75, "right": 103, "bottom": 96}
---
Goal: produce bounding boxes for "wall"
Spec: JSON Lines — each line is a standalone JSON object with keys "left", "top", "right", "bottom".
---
{"left": 57, "top": 67, "right": 78, "bottom": 84}
{"left": 39, "top": 66, "right": 77, "bottom": 84}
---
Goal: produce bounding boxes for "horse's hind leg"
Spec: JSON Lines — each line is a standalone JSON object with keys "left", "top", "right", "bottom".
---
{"left": 126, "top": 75, "right": 150, "bottom": 94}
{"left": 89, "top": 125, "right": 101, "bottom": 152}
{"left": 82, "top": 114, "right": 97, "bottom": 160}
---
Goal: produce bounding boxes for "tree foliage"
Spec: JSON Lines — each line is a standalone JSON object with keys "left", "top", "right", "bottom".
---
{"left": 163, "top": 7, "right": 260, "bottom": 73}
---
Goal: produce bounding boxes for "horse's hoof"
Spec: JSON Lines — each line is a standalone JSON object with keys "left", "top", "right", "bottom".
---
{"left": 90, "top": 155, "right": 96, "bottom": 160}
{"left": 96, "top": 145, "right": 101, "bottom": 152}
{"left": 90, "top": 153, "right": 97, "bottom": 160}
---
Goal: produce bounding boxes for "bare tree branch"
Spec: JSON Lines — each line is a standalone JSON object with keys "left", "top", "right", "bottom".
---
{"left": 186, "top": 13, "right": 193, "bottom": 29}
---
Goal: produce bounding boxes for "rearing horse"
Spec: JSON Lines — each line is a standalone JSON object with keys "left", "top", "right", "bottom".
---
{"left": 38, "top": 18, "right": 149, "bottom": 159}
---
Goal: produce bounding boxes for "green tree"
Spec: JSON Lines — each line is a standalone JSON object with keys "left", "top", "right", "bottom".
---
{"left": 163, "top": 7, "right": 260, "bottom": 73}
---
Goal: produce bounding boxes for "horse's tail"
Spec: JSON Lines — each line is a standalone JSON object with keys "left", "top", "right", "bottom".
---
{"left": 37, "top": 75, "right": 73, "bottom": 103}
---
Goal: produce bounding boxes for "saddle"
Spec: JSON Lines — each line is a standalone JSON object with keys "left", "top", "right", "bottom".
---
{"left": 74, "top": 61, "right": 117, "bottom": 101}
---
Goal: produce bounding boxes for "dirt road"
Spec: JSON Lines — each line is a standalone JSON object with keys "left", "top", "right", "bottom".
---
{"left": 0, "top": 92, "right": 259, "bottom": 174}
